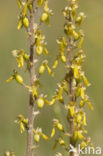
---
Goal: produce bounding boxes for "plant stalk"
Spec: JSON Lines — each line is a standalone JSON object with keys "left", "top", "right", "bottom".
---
{"left": 68, "top": 37, "right": 76, "bottom": 156}
{"left": 68, "top": 9, "right": 76, "bottom": 156}
{"left": 26, "top": 1, "right": 35, "bottom": 156}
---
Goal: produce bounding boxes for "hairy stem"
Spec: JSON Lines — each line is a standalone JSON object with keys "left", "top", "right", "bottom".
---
{"left": 26, "top": 1, "right": 35, "bottom": 156}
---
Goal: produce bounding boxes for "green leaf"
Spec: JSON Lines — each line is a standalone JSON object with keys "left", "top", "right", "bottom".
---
{"left": 17, "top": 0, "right": 22, "bottom": 9}
{"left": 36, "top": 45, "right": 43, "bottom": 55}
{"left": 22, "top": 2, "right": 28, "bottom": 17}
{"left": 77, "top": 131, "right": 85, "bottom": 140}
{"left": 57, "top": 123, "right": 64, "bottom": 131}
{"left": 34, "top": 134, "right": 40, "bottom": 143}
{"left": 83, "top": 75, "right": 91, "bottom": 87}
{"left": 78, "top": 37, "right": 84, "bottom": 48}
{"left": 88, "top": 102, "right": 93, "bottom": 111}
{"left": 43, "top": 47, "right": 49, "bottom": 55}
{"left": 80, "top": 87, "right": 85, "bottom": 99}
{"left": 46, "top": 65, "right": 54, "bottom": 76}
{"left": 37, "top": 0, "right": 45, "bottom": 7}
{"left": 53, "top": 59, "right": 58, "bottom": 69}
{"left": 6, "top": 76, "right": 14, "bottom": 83}
{"left": 15, "top": 74, "right": 24, "bottom": 85}
{"left": 16, "top": 55, "right": 24, "bottom": 68}
{"left": 17, "top": 18, "right": 22, "bottom": 30}
{"left": 50, "top": 127, "right": 55, "bottom": 138}
{"left": 23, "top": 17, "right": 29, "bottom": 28}
{"left": 53, "top": 140, "right": 58, "bottom": 150}
{"left": 82, "top": 113, "right": 87, "bottom": 126}
{"left": 76, "top": 112, "right": 83, "bottom": 123}
{"left": 69, "top": 106, "right": 75, "bottom": 117}
{"left": 61, "top": 55, "right": 66, "bottom": 63}
{"left": 40, "top": 132, "right": 49, "bottom": 140}
{"left": 41, "top": 13, "right": 48, "bottom": 22}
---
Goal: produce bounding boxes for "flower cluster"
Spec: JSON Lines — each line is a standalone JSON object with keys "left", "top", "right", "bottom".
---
{"left": 50, "top": 0, "right": 93, "bottom": 155}
{"left": 7, "top": 0, "right": 53, "bottom": 152}
{"left": 6, "top": 0, "right": 93, "bottom": 155}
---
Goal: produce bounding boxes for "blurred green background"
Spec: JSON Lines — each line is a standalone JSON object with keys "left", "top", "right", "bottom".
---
{"left": 0, "top": 0, "right": 103, "bottom": 155}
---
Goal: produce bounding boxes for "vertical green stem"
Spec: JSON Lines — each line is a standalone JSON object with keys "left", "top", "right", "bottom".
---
{"left": 26, "top": 1, "right": 35, "bottom": 156}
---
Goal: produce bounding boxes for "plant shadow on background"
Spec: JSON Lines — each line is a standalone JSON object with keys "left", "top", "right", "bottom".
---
{"left": 0, "top": 0, "right": 103, "bottom": 156}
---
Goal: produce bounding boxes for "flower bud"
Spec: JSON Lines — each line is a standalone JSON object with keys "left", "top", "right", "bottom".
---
{"left": 23, "top": 17, "right": 29, "bottom": 28}
{"left": 15, "top": 74, "right": 23, "bottom": 85}
{"left": 34, "top": 134, "right": 40, "bottom": 143}
{"left": 28, "top": 4, "right": 32, "bottom": 11}
{"left": 75, "top": 12, "right": 85, "bottom": 26}
{"left": 6, "top": 76, "right": 14, "bottom": 83}
{"left": 69, "top": 106, "right": 75, "bottom": 117}
{"left": 41, "top": 13, "right": 48, "bottom": 22}
{"left": 79, "top": 100, "right": 85, "bottom": 108}
{"left": 37, "top": 0, "right": 45, "bottom": 7}
{"left": 78, "top": 131, "right": 85, "bottom": 140}
{"left": 20, "top": 122, "right": 25, "bottom": 133}
{"left": 77, "top": 112, "right": 82, "bottom": 123}
{"left": 17, "top": 19, "right": 22, "bottom": 30}
{"left": 17, "top": 0, "right": 22, "bottom": 9}
{"left": 64, "top": 24, "right": 74, "bottom": 36}
{"left": 39, "top": 65, "right": 45, "bottom": 74}
{"left": 72, "top": 7, "right": 76, "bottom": 17}
{"left": 73, "top": 30, "right": 80, "bottom": 41}
{"left": 82, "top": 113, "right": 87, "bottom": 126}
{"left": 76, "top": 16, "right": 82, "bottom": 25}
{"left": 73, "top": 131, "right": 78, "bottom": 142}
{"left": 23, "top": 53, "right": 29, "bottom": 60}
{"left": 37, "top": 98, "right": 44, "bottom": 108}
{"left": 5, "top": 151, "right": 10, "bottom": 156}
{"left": 72, "top": 0, "right": 77, "bottom": 2}
{"left": 80, "top": 141, "right": 87, "bottom": 149}
{"left": 57, "top": 123, "right": 63, "bottom": 131}
{"left": 36, "top": 46, "right": 43, "bottom": 55}
{"left": 53, "top": 59, "right": 58, "bottom": 69}
{"left": 59, "top": 138, "right": 65, "bottom": 145}
{"left": 61, "top": 55, "right": 66, "bottom": 63}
